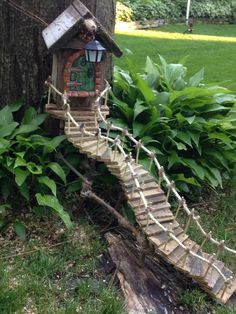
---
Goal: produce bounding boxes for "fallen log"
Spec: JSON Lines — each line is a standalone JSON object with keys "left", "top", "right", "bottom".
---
{"left": 105, "top": 232, "right": 190, "bottom": 314}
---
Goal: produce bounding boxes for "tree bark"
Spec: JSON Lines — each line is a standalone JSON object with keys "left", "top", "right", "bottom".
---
{"left": 0, "top": 0, "right": 116, "bottom": 107}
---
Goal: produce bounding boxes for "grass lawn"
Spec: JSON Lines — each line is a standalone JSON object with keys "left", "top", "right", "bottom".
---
{"left": 0, "top": 217, "right": 125, "bottom": 314}
{"left": 115, "top": 24, "right": 236, "bottom": 90}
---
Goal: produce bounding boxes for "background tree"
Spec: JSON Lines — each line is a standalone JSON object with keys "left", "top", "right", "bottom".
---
{"left": 0, "top": 0, "right": 116, "bottom": 107}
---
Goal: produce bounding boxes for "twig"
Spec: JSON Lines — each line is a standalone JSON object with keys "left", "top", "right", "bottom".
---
{"left": 0, "top": 240, "right": 72, "bottom": 261}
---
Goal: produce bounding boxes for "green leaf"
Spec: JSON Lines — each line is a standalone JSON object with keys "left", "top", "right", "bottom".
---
{"left": 208, "top": 132, "right": 232, "bottom": 147}
{"left": 13, "top": 222, "right": 26, "bottom": 241}
{"left": 47, "top": 162, "right": 67, "bottom": 185}
{"left": 22, "top": 107, "right": 37, "bottom": 124}
{"left": 18, "top": 182, "right": 30, "bottom": 201}
{"left": 145, "top": 56, "right": 159, "bottom": 88}
{"left": 188, "top": 68, "right": 204, "bottom": 87}
{"left": 0, "top": 138, "right": 10, "bottom": 154}
{"left": 133, "top": 121, "right": 145, "bottom": 138}
{"left": 0, "top": 122, "right": 19, "bottom": 137}
{"left": 38, "top": 176, "right": 57, "bottom": 196}
{"left": 133, "top": 100, "right": 148, "bottom": 120}
{"left": 36, "top": 193, "right": 72, "bottom": 229}
{"left": 0, "top": 106, "right": 14, "bottom": 125}
{"left": 11, "top": 124, "right": 39, "bottom": 138}
{"left": 14, "top": 168, "right": 30, "bottom": 186}
{"left": 176, "top": 131, "right": 192, "bottom": 147}
{"left": 174, "top": 173, "right": 201, "bottom": 187}
{"left": 183, "top": 159, "right": 205, "bottom": 180}
{"left": 9, "top": 100, "right": 23, "bottom": 112}
{"left": 0, "top": 219, "right": 6, "bottom": 229}
{"left": 1, "top": 180, "right": 12, "bottom": 201}
{"left": 43, "top": 135, "right": 66, "bottom": 154}
{"left": 66, "top": 180, "right": 83, "bottom": 193}
{"left": 168, "top": 151, "right": 180, "bottom": 169}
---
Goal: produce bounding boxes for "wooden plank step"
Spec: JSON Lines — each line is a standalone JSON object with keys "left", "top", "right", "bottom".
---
{"left": 187, "top": 245, "right": 206, "bottom": 279}
{"left": 135, "top": 202, "right": 171, "bottom": 217}
{"left": 214, "top": 276, "right": 236, "bottom": 304}
{"left": 125, "top": 181, "right": 160, "bottom": 193}
{"left": 127, "top": 189, "right": 164, "bottom": 202}
{"left": 164, "top": 238, "right": 196, "bottom": 272}
{"left": 80, "top": 142, "right": 108, "bottom": 156}
{"left": 136, "top": 208, "right": 173, "bottom": 222}
{"left": 138, "top": 215, "right": 174, "bottom": 227}
{"left": 80, "top": 139, "right": 106, "bottom": 150}
{"left": 211, "top": 266, "right": 233, "bottom": 295}
{"left": 145, "top": 220, "right": 179, "bottom": 237}
{"left": 149, "top": 226, "right": 183, "bottom": 248}
{"left": 158, "top": 232, "right": 189, "bottom": 255}
{"left": 129, "top": 193, "right": 166, "bottom": 209}
{"left": 122, "top": 176, "right": 154, "bottom": 189}
{"left": 204, "top": 260, "right": 225, "bottom": 290}
{"left": 108, "top": 164, "right": 143, "bottom": 178}
{"left": 122, "top": 168, "right": 149, "bottom": 182}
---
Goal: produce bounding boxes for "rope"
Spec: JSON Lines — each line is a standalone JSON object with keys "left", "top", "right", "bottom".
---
{"left": 46, "top": 81, "right": 236, "bottom": 286}
{"left": 5, "top": 0, "right": 48, "bottom": 27}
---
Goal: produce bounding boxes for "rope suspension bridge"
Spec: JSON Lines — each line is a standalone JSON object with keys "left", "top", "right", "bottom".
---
{"left": 45, "top": 80, "right": 236, "bottom": 304}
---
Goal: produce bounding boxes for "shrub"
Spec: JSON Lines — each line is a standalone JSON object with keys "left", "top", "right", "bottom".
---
{"left": 116, "top": 2, "right": 134, "bottom": 22}
{"left": 116, "top": 0, "right": 235, "bottom": 21}
{"left": 109, "top": 55, "right": 236, "bottom": 192}
{"left": 0, "top": 103, "right": 73, "bottom": 238}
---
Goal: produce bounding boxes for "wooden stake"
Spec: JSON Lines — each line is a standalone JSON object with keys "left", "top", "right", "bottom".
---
{"left": 167, "top": 181, "right": 175, "bottom": 202}
{"left": 200, "top": 231, "right": 212, "bottom": 250}
{"left": 184, "top": 209, "right": 195, "bottom": 233}
{"left": 106, "top": 122, "right": 112, "bottom": 145}
{"left": 174, "top": 197, "right": 185, "bottom": 219}
{"left": 148, "top": 152, "right": 155, "bottom": 171}
{"left": 203, "top": 253, "right": 216, "bottom": 278}
{"left": 135, "top": 140, "right": 142, "bottom": 164}
{"left": 158, "top": 167, "right": 164, "bottom": 188}
{"left": 221, "top": 277, "right": 233, "bottom": 299}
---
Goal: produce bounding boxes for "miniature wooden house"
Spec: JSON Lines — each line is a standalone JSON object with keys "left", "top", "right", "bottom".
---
{"left": 42, "top": 0, "right": 122, "bottom": 105}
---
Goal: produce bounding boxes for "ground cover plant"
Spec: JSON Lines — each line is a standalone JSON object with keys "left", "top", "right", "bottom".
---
{"left": 115, "top": 24, "right": 236, "bottom": 90}
{"left": 0, "top": 103, "right": 77, "bottom": 238}
{"left": 110, "top": 55, "right": 236, "bottom": 191}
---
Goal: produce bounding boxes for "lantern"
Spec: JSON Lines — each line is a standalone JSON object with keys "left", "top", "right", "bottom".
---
{"left": 84, "top": 40, "right": 106, "bottom": 63}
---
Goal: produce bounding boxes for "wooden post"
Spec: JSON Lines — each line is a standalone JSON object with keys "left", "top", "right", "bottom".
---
{"left": 200, "top": 231, "right": 212, "bottom": 250}
{"left": 135, "top": 140, "right": 142, "bottom": 164}
{"left": 148, "top": 152, "right": 155, "bottom": 171}
{"left": 167, "top": 181, "right": 175, "bottom": 202}
{"left": 158, "top": 167, "right": 164, "bottom": 188}
{"left": 184, "top": 209, "right": 195, "bottom": 233}
{"left": 175, "top": 197, "right": 185, "bottom": 219}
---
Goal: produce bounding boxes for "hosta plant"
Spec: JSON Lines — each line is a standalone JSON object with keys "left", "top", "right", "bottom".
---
{"left": 109, "top": 55, "right": 236, "bottom": 192}
{"left": 0, "top": 103, "right": 73, "bottom": 239}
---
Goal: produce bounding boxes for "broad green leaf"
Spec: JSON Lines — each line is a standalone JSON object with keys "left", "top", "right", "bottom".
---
{"left": 66, "top": 180, "right": 83, "bottom": 193}
{"left": 36, "top": 193, "right": 72, "bottom": 229}
{"left": 174, "top": 173, "right": 200, "bottom": 187}
{"left": 168, "top": 152, "right": 180, "bottom": 169}
{"left": 155, "top": 92, "right": 170, "bottom": 105}
{"left": 38, "top": 176, "right": 57, "bottom": 196}
{"left": 13, "top": 222, "right": 26, "bottom": 241}
{"left": 133, "top": 121, "right": 145, "bottom": 138}
{"left": 14, "top": 157, "right": 27, "bottom": 168}
{"left": 208, "top": 132, "right": 232, "bottom": 147}
{"left": 14, "top": 168, "right": 30, "bottom": 186}
{"left": 18, "top": 182, "right": 30, "bottom": 201}
{"left": 134, "top": 100, "right": 148, "bottom": 120}
{"left": 26, "top": 162, "right": 42, "bottom": 174}
{"left": 188, "top": 68, "right": 204, "bottom": 87}
{"left": 0, "top": 138, "right": 10, "bottom": 154}
{"left": 183, "top": 159, "right": 205, "bottom": 180}
{"left": 1, "top": 179, "right": 12, "bottom": 201}
{"left": 22, "top": 107, "right": 37, "bottom": 124}
{"left": 43, "top": 135, "right": 66, "bottom": 154}
{"left": 0, "top": 122, "right": 19, "bottom": 137}
{"left": 0, "top": 106, "right": 14, "bottom": 125}
{"left": 176, "top": 131, "right": 192, "bottom": 147}
{"left": 9, "top": 100, "right": 23, "bottom": 112}
{"left": 11, "top": 124, "right": 39, "bottom": 138}
{"left": 145, "top": 56, "right": 159, "bottom": 88}
{"left": 47, "top": 162, "right": 67, "bottom": 184}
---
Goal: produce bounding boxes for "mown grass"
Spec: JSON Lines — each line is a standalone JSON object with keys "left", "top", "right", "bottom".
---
{"left": 0, "top": 218, "right": 125, "bottom": 314}
{"left": 115, "top": 24, "right": 236, "bottom": 90}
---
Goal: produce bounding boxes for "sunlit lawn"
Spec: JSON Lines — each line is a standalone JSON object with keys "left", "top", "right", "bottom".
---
{"left": 115, "top": 24, "right": 236, "bottom": 90}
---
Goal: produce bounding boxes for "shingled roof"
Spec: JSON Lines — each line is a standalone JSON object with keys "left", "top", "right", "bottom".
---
{"left": 42, "top": 0, "right": 122, "bottom": 57}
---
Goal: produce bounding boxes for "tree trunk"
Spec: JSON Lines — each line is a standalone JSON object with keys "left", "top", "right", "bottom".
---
{"left": 0, "top": 0, "right": 116, "bottom": 107}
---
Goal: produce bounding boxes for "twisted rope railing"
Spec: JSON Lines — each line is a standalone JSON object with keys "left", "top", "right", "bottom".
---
{"left": 45, "top": 80, "right": 235, "bottom": 294}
